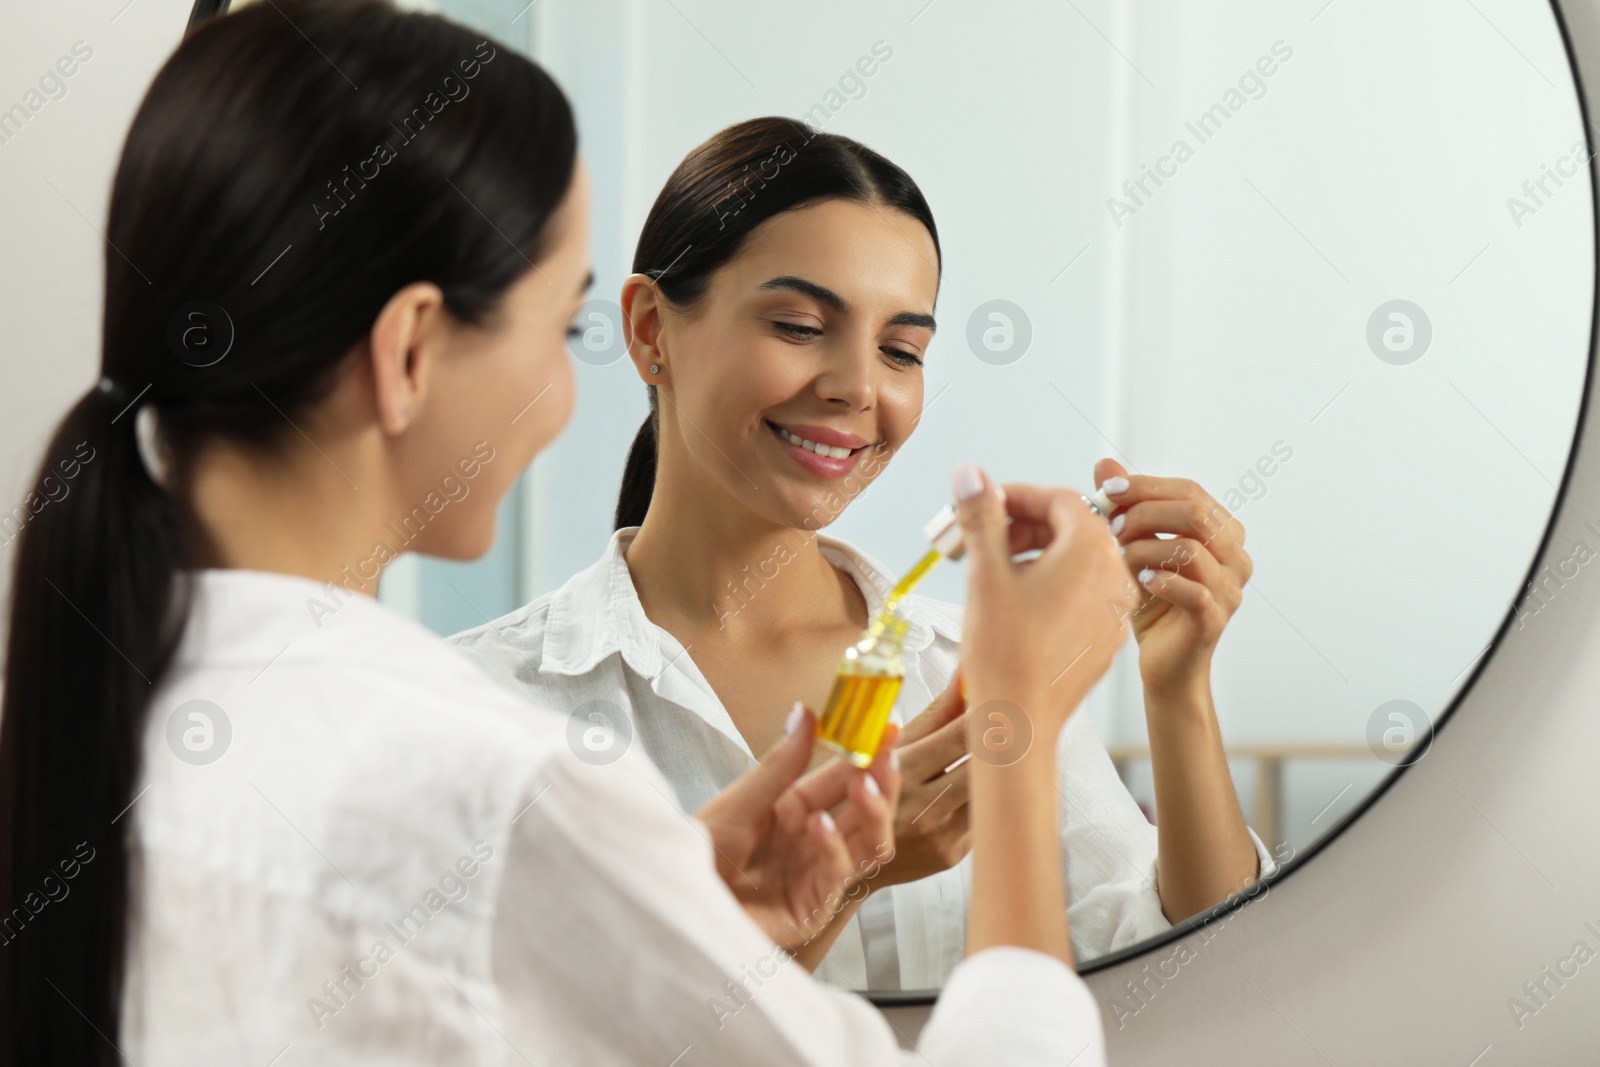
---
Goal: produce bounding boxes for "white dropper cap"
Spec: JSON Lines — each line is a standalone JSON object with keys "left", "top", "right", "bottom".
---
{"left": 922, "top": 504, "right": 966, "bottom": 560}
{"left": 1084, "top": 485, "right": 1116, "bottom": 518}
{"left": 923, "top": 485, "right": 1116, "bottom": 560}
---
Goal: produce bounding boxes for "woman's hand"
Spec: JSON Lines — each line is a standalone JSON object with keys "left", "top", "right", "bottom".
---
{"left": 1094, "top": 458, "right": 1253, "bottom": 701}
{"left": 951, "top": 464, "right": 1132, "bottom": 967}
{"left": 874, "top": 675, "right": 972, "bottom": 887}
{"left": 957, "top": 467, "right": 1132, "bottom": 742}
{"left": 1093, "top": 459, "right": 1265, "bottom": 919}
{"left": 694, "top": 705, "right": 900, "bottom": 954}
{"left": 775, "top": 678, "right": 973, "bottom": 970}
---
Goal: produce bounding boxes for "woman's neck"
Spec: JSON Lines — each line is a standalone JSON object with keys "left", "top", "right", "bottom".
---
{"left": 185, "top": 427, "right": 397, "bottom": 594}
{"left": 624, "top": 482, "right": 867, "bottom": 643}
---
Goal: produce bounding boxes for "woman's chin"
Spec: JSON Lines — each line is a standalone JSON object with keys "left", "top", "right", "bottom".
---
{"left": 755, "top": 484, "right": 854, "bottom": 535}
{"left": 415, "top": 520, "right": 498, "bottom": 563}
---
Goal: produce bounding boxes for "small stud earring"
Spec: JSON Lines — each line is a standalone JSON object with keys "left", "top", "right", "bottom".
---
{"left": 649, "top": 364, "right": 660, "bottom": 374}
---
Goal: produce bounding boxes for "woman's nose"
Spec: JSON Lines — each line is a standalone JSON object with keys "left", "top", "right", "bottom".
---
{"left": 817, "top": 336, "right": 877, "bottom": 410}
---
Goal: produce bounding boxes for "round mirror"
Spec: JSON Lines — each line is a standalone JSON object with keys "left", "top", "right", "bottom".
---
{"left": 196, "top": 0, "right": 1594, "bottom": 1002}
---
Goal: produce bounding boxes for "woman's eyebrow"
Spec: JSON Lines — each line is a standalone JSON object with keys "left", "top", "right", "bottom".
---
{"left": 888, "top": 310, "right": 937, "bottom": 332}
{"left": 758, "top": 276, "right": 936, "bottom": 331}
{"left": 759, "top": 275, "right": 843, "bottom": 310}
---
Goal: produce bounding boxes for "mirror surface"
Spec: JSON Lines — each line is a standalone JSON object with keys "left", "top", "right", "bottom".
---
{"left": 226, "top": 0, "right": 1595, "bottom": 993}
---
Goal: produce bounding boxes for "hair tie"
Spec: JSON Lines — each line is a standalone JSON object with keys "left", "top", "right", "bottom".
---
{"left": 95, "top": 376, "right": 168, "bottom": 487}
{"left": 134, "top": 405, "right": 169, "bottom": 489}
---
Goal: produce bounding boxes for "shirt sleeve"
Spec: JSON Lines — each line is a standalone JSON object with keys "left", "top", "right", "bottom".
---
{"left": 1058, "top": 711, "right": 1280, "bottom": 958}
{"left": 485, "top": 745, "right": 1106, "bottom": 1067}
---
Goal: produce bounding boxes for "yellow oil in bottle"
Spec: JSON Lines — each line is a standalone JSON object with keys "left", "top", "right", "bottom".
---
{"left": 816, "top": 671, "right": 905, "bottom": 768}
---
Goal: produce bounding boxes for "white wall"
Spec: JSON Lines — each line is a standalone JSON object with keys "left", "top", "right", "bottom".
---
{"left": 0, "top": 0, "right": 198, "bottom": 597}
{"left": 1103, "top": 0, "right": 1592, "bottom": 846}
{"left": 1115, "top": 0, "right": 1590, "bottom": 746}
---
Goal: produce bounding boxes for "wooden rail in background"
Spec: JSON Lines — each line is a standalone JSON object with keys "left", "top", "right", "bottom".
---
{"left": 1104, "top": 744, "right": 1375, "bottom": 851}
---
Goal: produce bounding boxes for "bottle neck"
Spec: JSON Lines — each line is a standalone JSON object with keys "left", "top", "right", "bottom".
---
{"left": 865, "top": 609, "right": 911, "bottom": 654}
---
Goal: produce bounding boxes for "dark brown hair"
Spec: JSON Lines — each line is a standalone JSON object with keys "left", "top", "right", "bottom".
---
{"left": 614, "top": 117, "right": 940, "bottom": 529}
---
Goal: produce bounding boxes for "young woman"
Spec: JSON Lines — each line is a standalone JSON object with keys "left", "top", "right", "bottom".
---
{"left": 451, "top": 118, "right": 1282, "bottom": 991}
{"left": 0, "top": 2, "right": 1132, "bottom": 1063}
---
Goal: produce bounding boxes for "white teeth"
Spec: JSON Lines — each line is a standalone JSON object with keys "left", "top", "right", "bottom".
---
{"left": 777, "top": 426, "right": 853, "bottom": 459}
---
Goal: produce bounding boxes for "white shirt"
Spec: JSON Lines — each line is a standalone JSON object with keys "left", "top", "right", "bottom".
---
{"left": 121, "top": 568, "right": 1106, "bottom": 1065}
{"left": 450, "top": 529, "right": 1279, "bottom": 992}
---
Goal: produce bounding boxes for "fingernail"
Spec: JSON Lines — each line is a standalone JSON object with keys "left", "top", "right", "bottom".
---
{"left": 952, "top": 463, "right": 984, "bottom": 502}
{"left": 889, "top": 747, "right": 900, "bottom": 773}
{"left": 863, "top": 773, "right": 881, "bottom": 798}
{"left": 1138, "top": 567, "right": 1157, "bottom": 585}
{"left": 1103, "top": 476, "right": 1131, "bottom": 495}
{"left": 1109, "top": 513, "right": 1125, "bottom": 535}
{"left": 786, "top": 701, "right": 805, "bottom": 737}
{"left": 818, "top": 810, "right": 837, "bottom": 833}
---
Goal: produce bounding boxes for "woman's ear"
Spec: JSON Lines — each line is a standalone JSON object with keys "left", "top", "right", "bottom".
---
{"left": 620, "top": 272, "right": 669, "bottom": 388}
{"left": 368, "top": 281, "right": 446, "bottom": 435}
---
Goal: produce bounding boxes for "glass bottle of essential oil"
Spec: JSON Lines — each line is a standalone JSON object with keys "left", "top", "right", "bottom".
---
{"left": 815, "top": 611, "right": 910, "bottom": 768}
{"left": 814, "top": 487, "right": 1118, "bottom": 767}
{"left": 814, "top": 505, "right": 966, "bottom": 767}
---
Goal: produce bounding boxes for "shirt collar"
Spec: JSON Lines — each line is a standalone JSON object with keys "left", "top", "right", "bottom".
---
{"left": 539, "top": 528, "right": 662, "bottom": 678}
{"left": 538, "top": 527, "right": 959, "bottom": 680}
{"left": 175, "top": 567, "right": 432, "bottom": 669}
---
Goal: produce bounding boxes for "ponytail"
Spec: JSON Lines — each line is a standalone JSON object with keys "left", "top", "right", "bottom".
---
{"left": 0, "top": 381, "right": 192, "bottom": 1065}
{"left": 614, "top": 401, "right": 659, "bottom": 530}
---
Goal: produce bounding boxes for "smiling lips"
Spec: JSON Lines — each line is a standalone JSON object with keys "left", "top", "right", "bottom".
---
{"left": 766, "top": 420, "right": 871, "bottom": 479}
